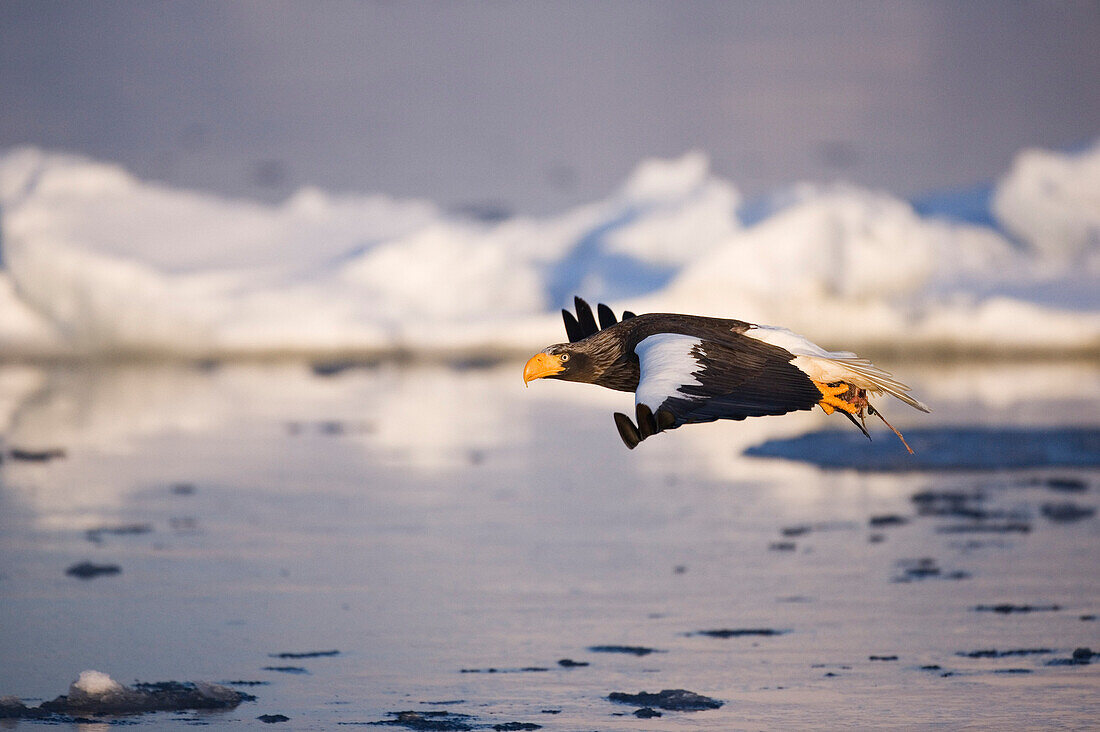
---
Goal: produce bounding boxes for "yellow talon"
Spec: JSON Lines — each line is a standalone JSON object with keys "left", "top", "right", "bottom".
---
{"left": 814, "top": 381, "right": 849, "bottom": 398}
{"left": 813, "top": 380, "right": 859, "bottom": 415}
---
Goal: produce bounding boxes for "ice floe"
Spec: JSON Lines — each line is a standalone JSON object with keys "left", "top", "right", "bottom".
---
{"left": 0, "top": 142, "right": 1097, "bottom": 357}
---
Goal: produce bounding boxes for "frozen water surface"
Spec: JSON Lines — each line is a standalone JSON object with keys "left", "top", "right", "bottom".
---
{"left": 0, "top": 360, "right": 1097, "bottom": 728}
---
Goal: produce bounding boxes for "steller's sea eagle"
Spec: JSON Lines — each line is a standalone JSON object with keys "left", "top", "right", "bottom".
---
{"left": 523, "top": 297, "right": 929, "bottom": 452}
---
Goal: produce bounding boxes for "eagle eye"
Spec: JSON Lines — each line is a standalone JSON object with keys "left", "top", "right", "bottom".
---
{"left": 560, "top": 353, "right": 570, "bottom": 362}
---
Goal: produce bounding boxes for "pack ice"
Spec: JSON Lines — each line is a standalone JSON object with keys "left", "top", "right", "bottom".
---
{"left": 0, "top": 142, "right": 1097, "bottom": 356}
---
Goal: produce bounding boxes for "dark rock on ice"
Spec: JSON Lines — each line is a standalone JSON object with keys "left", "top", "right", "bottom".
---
{"left": 8, "top": 447, "right": 66, "bottom": 462}
{"left": 920, "top": 665, "right": 942, "bottom": 671}
{"left": 269, "top": 650, "right": 339, "bottom": 659}
{"left": 895, "top": 557, "right": 940, "bottom": 580}
{"left": 258, "top": 713, "right": 290, "bottom": 723}
{"left": 0, "top": 697, "right": 43, "bottom": 720}
{"left": 937, "top": 522, "right": 1031, "bottom": 534}
{"left": 459, "top": 666, "right": 548, "bottom": 673}
{"left": 66, "top": 562, "right": 121, "bottom": 579}
{"left": 262, "top": 666, "right": 309, "bottom": 674}
{"left": 1046, "top": 647, "right": 1098, "bottom": 666}
{"left": 588, "top": 645, "right": 662, "bottom": 656}
{"left": 781, "top": 525, "right": 811, "bottom": 537}
{"left": 993, "top": 668, "right": 1032, "bottom": 674}
{"left": 911, "top": 490, "right": 989, "bottom": 519}
{"left": 311, "top": 360, "right": 358, "bottom": 377}
{"left": 690, "top": 628, "right": 787, "bottom": 638}
{"left": 557, "top": 658, "right": 589, "bottom": 667}
{"left": 370, "top": 710, "right": 476, "bottom": 730}
{"left": 869, "top": 655, "right": 898, "bottom": 661}
{"left": 492, "top": 724, "right": 541, "bottom": 731}
{"left": 608, "top": 689, "right": 722, "bottom": 711}
{"left": 0, "top": 671, "right": 254, "bottom": 719}
{"left": 224, "top": 680, "right": 270, "bottom": 686}
{"left": 972, "top": 604, "right": 1061, "bottom": 614}
{"left": 892, "top": 557, "right": 969, "bottom": 582}
{"left": 1044, "top": 477, "right": 1088, "bottom": 492}
{"left": 958, "top": 649, "right": 1052, "bottom": 658}
{"left": 869, "top": 514, "right": 908, "bottom": 527}
{"left": 769, "top": 541, "right": 797, "bottom": 551}
{"left": 634, "top": 707, "right": 662, "bottom": 718}
{"left": 1040, "top": 502, "right": 1095, "bottom": 523}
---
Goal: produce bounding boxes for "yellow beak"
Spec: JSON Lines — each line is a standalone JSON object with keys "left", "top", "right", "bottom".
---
{"left": 523, "top": 352, "right": 564, "bottom": 385}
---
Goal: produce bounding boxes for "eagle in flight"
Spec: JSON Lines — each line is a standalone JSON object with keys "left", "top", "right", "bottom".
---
{"left": 523, "top": 297, "right": 929, "bottom": 453}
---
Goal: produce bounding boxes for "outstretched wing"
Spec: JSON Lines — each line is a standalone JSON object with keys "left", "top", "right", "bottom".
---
{"left": 633, "top": 331, "right": 821, "bottom": 425}
{"left": 561, "top": 296, "right": 637, "bottom": 343}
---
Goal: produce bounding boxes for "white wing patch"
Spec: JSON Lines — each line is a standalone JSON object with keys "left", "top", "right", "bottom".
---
{"left": 743, "top": 324, "right": 930, "bottom": 412}
{"left": 634, "top": 333, "right": 705, "bottom": 411}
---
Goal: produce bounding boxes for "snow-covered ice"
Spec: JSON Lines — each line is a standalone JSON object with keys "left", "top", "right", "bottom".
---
{"left": 71, "top": 669, "right": 124, "bottom": 697}
{"left": 0, "top": 142, "right": 1097, "bottom": 357}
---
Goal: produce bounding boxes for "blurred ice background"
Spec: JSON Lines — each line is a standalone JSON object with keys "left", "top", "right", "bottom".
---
{"left": 0, "top": 0, "right": 1098, "bottom": 356}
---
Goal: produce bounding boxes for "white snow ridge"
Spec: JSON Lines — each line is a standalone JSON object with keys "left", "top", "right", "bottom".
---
{"left": 0, "top": 142, "right": 1097, "bottom": 357}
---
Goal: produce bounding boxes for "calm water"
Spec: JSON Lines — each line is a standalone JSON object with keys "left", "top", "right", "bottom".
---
{"left": 0, "top": 360, "right": 1098, "bottom": 729}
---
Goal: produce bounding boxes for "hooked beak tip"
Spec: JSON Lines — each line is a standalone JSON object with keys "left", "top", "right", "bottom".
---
{"left": 523, "top": 352, "right": 563, "bottom": 385}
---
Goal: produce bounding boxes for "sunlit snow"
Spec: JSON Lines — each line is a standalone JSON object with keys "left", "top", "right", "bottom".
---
{"left": 0, "top": 142, "right": 1097, "bottom": 356}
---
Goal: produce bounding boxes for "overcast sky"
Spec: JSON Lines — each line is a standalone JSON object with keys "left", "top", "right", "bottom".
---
{"left": 2, "top": 1, "right": 1098, "bottom": 213}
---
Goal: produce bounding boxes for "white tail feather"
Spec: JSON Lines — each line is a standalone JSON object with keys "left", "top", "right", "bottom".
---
{"left": 742, "top": 324, "right": 931, "bottom": 413}
{"left": 814, "top": 356, "right": 931, "bottom": 413}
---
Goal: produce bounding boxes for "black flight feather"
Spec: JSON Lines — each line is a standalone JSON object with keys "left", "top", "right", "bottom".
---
{"left": 561, "top": 309, "right": 584, "bottom": 343}
{"left": 597, "top": 303, "right": 617, "bottom": 330}
{"left": 574, "top": 297, "right": 599, "bottom": 339}
{"left": 614, "top": 412, "right": 640, "bottom": 449}
{"left": 635, "top": 403, "right": 657, "bottom": 440}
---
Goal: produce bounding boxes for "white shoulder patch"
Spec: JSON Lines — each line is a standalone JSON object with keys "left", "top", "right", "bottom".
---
{"left": 634, "top": 333, "right": 705, "bottom": 411}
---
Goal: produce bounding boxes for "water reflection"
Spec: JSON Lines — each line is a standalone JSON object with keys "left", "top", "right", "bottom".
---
{"left": 0, "top": 360, "right": 1097, "bottom": 726}
{"left": 2, "top": 360, "right": 1098, "bottom": 525}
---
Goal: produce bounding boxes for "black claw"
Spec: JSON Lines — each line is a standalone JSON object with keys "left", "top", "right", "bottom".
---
{"left": 614, "top": 412, "right": 640, "bottom": 449}
{"left": 597, "top": 303, "right": 617, "bottom": 330}
{"left": 621, "top": 310, "right": 636, "bottom": 320}
{"left": 843, "top": 411, "right": 872, "bottom": 441}
{"left": 562, "top": 309, "right": 584, "bottom": 343}
{"left": 573, "top": 297, "right": 599, "bottom": 339}
{"left": 655, "top": 408, "right": 676, "bottom": 432}
{"left": 635, "top": 403, "right": 657, "bottom": 440}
